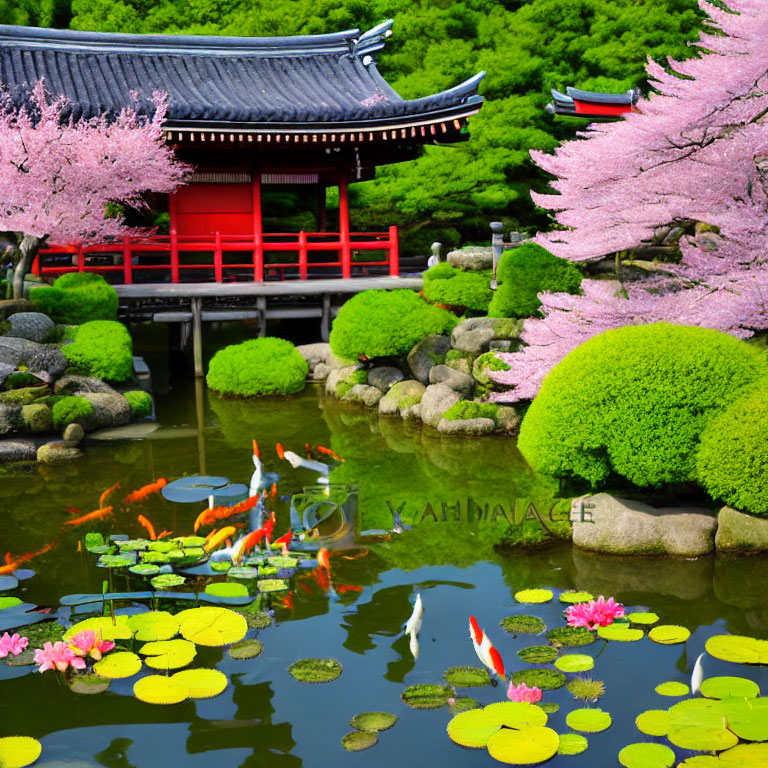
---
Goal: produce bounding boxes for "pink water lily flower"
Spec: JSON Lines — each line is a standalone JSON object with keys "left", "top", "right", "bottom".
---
{"left": 34, "top": 640, "right": 86, "bottom": 673}
{"left": 507, "top": 682, "right": 543, "bottom": 703}
{"left": 67, "top": 630, "right": 115, "bottom": 661}
{"left": 0, "top": 632, "right": 28, "bottom": 657}
{"left": 566, "top": 595, "right": 625, "bottom": 630}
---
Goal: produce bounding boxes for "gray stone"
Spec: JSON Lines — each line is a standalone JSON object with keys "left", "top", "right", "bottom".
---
{"left": 54, "top": 376, "right": 118, "bottom": 396}
{"left": 429, "top": 364, "right": 475, "bottom": 397}
{"left": 37, "top": 441, "right": 83, "bottom": 463}
{"left": 715, "top": 506, "right": 768, "bottom": 554}
{"left": 378, "top": 379, "right": 426, "bottom": 417}
{"left": 437, "top": 416, "right": 496, "bottom": 435}
{"left": 445, "top": 356, "right": 471, "bottom": 375}
{"left": 325, "top": 364, "right": 363, "bottom": 397}
{"left": 0, "top": 438, "right": 37, "bottom": 462}
{"left": 341, "top": 383, "right": 383, "bottom": 407}
{"left": 495, "top": 405, "right": 521, "bottom": 433}
{"left": 0, "top": 337, "right": 66, "bottom": 378}
{"left": 447, "top": 246, "right": 493, "bottom": 271}
{"left": 0, "top": 403, "right": 22, "bottom": 435}
{"left": 6, "top": 312, "right": 54, "bottom": 343}
{"left": 62, "top": 422, "right": 85, "bottom": 444}
{"left": 572, "top": 493, "right": 717, "bottom": 556}
{"left": 407, "top": 334, "right": 451, "bottom": 384}
{"left": 367, "top": 366, "right": 405, "bottom": 393}
{"left": 451, "top": 317, "right": 523, "bottom": 356}
{"left": 81, "top": 393, "right": 131, "bottom": 430}
{"left": 87, "top": 422, "right": 160, "bottom": 441}
{"left": 419, "top": 383, "right": 462, "bottom": 428}
{"left": 296, "top": 342, "right": 333, "bottom": 379}
{"left": 488, "top": 339, "right": 514, "bottom": 353}
{"left": 453, "top": 328, "right": 494, "bottom": 355}
{"left": 21, "top": 403, "right": 52, "bottom": 433}
{"left": 402, "top": 403, "right": 421, "bottom": 421}
{"left": 311, "top": 362, "right": 331, "bottom": 381}
{"left": 326, "top": 351, "right": 356, "bottom": 370}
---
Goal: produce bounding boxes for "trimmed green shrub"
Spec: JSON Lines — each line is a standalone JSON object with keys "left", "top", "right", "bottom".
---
{"left": 697, "top": 384, "right": 768, "bottom": 517}
{"left": 519, "top": 323, "right": 768, "bottom": 489}
{"left": 62, "top": 320, "right": 133, "bottom": 382}
{"left": 124, "top": 390, "right": 153, "bottom": 419}
{"left": 330, "top": 290, "right": 457, "bottom": 360}
{"left": 52, "top": 395, "right": 93, "bottom": 430}
{"left": 206, "top": 336, "right": 308, "bottom": 397}
{"left": 487, "top": 243, "right": 582, "bottom": 319}
{"left": 442, "top": 400, "right": 499, "bottom": 421}
{"left": 422, "top": 262, "right": 492, "bottom": 313}
{"left": 30, "top": 273, "right": 119, "bottom": 324}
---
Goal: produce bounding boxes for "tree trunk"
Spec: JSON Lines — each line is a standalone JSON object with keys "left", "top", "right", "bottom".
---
{"left": 13, "top": 235, "right": 40, "bottom": 300}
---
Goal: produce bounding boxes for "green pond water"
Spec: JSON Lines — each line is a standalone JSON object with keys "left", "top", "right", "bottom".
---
{"left": 1, "top": 327, "right": 768, "bottom": 768}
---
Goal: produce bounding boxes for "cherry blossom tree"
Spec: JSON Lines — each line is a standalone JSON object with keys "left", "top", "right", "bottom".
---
{"left": 0, "top": 81, "right": 190, "bottom": 298}
{"left": 491, "top": 0, "right": 768, "bottom": 400}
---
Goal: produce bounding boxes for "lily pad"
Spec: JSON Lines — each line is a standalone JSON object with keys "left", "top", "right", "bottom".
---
{"left": 140, "top": 551, "right": 170, "bottom": 564}
{"left": 401, "top": 683, "right": 453, "bottom": 709}
{"left": 555, "top": 654, "right": 594, "bottom": 673}
{"left": 483, "top": 702, "right": 548, "bottom": 729}
{"left": 148, "top": 541, "right": 176, "bottom": 553}
{"left": 648, "top": 625, "right": 690, "bottom": 645}
{"left": 116, "top": 539, "right": 149, "bottom": 552}
{"left": 547, "top": 627, "right": 595, "bottom": 648}
{"left": 557, "top": 733, "right": 588, "bottom": 756}
{"left": 666, "top": 699, "right": 741, "bottom": 751}
{"left": 128, "top": 564, "right": 160, "bottom": 577}
{"left": 716, "top": 697, "right": 768, "bottom": 741}
{"left": 487, "top": 726, "right": 560, "bottom": 765}
{"left": 228, "top": 639, "right": 263, "bottom": 660}
{"left": 234, "top": 607, "right": 272, "bottom": 630}
{"left": 0, "top": 576, "right": 19, "bottom": 592}
{"left": 172, "top": 668, "right": 227, "bottom": 699}
{"left": 715, "top": 744, "right": 768, "bottom": 767}
{"left": 628, "top": 612, "right": 660, "bottom": 625}
{"left": 509, "top": 669, "right": 566, "bottom": 691}
{"left": 539, "top": 703, "right": 560, "bottom": 714}
{"left": 443, "top": 665, "right": 491, "bottom": 687}
{"left": 514, "top": 589, "right": 553, "bottom": 604}
{"left": 700, "top": 676, "right": 760, "bottom": 699}
{"left": 518, "top": 646, "right": 558, "bottom": 664}
{"left": 210, "top": 561, "right": 231, "bottom": 572}
{"left": 92, "top": 651, "right": 142, "bottom": 679}
{"left": 227, "top": 566, "right": 258, "bottom": 580}
{"left": 619, "top": 743, "right": 675, "bottom": 768}
{"left": 64, "top": 616, "right": 132, "bottom": 642}
{"left": 126, "top": 611, "right": 179, "bottom": 642}
{"left": 635, "top": 710, "right": 672, "bottom": 737}
{"left": 655, "top": 681, "right": 690, "bottom": 697}
{"left": 205, "top": 582, "right": 250, "bottom": 599}
{"left": 566, "top": 708, "right": 612, "bottom": 733}
{"left": 140, "top": 639, "right": 197, "bottom": 670}
{"left": 68, "top": 674, "right": 111, "bottom": 695}
{"left": 350, "top": 712, "right": 398, "bottom": 732}
{"left": 173, "top": 536, "right": 207, "bottom": 548}
{"left": 257, "top": 579, "right": 289, "bottom": 593}
{"left": 559, "top": 591, "right": 594, "bottom": 604}
{"left": 341, "top": 732, "right": 378, "bottom": 752}
{"left": 450, "top": 697, "right": 480, "bottom": 714}
{"left": 0, "top": 597, "right": 22, "bottom": 610}
{"left": 705, "top": 635, "right": 768, "bottom": 664}
{"left": 597, "top": 625, "right": 644, "bottom": 642}
{"left": 133, "top": 675, "right": 188, "bottom": 705}
{"left": 0, "top": 736, "right": 42, "bottom": 768}
{"left": 289, "top": 657, "right": 342, "bottom": 684}
{"left": 447, "top": 709, "right": 500, "bottom": 748}
{"left": 268, "top": 557, "right": 299, "bottom": 569}
{"left": 150, "top": 574, "right": 186, "bottom": 590}
{"left": 500, "top": 615, "right": 546, "bottom": 634}
{"left": 177, "top": 606, "right": 247, "bottom": 646}
{"left": 96, "top": 554, "right": 136, "bottom": 568}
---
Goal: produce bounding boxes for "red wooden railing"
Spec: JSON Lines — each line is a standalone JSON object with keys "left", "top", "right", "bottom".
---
{"left": 33, "top": 227, "right": 399, "bottom": 284}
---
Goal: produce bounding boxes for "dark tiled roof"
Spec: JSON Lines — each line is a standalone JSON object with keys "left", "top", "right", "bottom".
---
{"left": 0, "top": 21, "right": 484, "bottom": 129}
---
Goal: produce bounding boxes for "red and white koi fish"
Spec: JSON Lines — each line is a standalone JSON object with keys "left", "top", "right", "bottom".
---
{"left": 123, "top": 478, "right": 167, "bottom": 505}
{"left": 469, "top": 615, "right": 505, "bottom": 681}
{"left": 272, "top": 531, "right": 292, "bottom": 556}
{"left": 249, "top": 440, "right": 262, "bottom": 497}
{"left": 99, "top": 482, "right": 120, "bottom": 509}
{"left": 317, "top": 547, "right": 331, "bottom": 572}
{"left": 263, "top": 511, "right": 276, "bottom": 546}
{"left": 63, "top": 506, "right": 114, "bottom": 527}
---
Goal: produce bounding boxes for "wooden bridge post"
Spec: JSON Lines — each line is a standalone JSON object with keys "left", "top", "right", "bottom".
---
{"left": 490, "top": 221, "right": 504, "bottom": 290}
{"left": 321, "top": 293, "right": 331, "bottom": 341}
{"left": 191, "top": 297, "right": 203, "bottom": 377}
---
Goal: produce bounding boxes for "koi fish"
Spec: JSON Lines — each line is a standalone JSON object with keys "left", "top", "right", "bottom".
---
{"left": 313, "top": 445, "right": 344, "bottom": 463}
{"left": 123, "top": 478, "right": 167, "bottom": 505}
{"left": 0, "top": 542, "right": 57, "bottom": 574}
{"left": 263, "top": 511, "right": 276, "bottom": 545}
{"left": 279, "top": 591, "right": 294, "bottom": 611}
{"left": 305, "top": 443, "right": 312, "bottom": 459}
{"left": 317, "top": 547, "right": 331, "bottom": 572}
{"left": 312, "top": 566, "right": 331, "bottom": 592}
{"left": 334, "top": 584, "right": 363, "bottom": 594}
{"left": 204, "top": 526, "right": 237, "bottom": 553}
{"left": 65, "top": 507, "right": 81, "bottom": 515}
{"left": 99, "top": 482, "right": 120, "bottom": 509}
{"left": 469, "top": 615, "right": 505, "bottom": 681}
{"left": 137, "top": 514, "right": 157, "bottom": 541}
{"left": 276, "top": 443, "right": 285, "bottom": 460}
{"left": 272, "top": 531, "right": 292, "bottom": 556}
{"left": 157, "top": 530, "right": 173, "bottom": 540}
{"left": 252, "top": 439, "right": 259, "bottom": 458}
{"left": 270, "top": 483, "right": 277, "bottom": 499}
{"left": 238, "top": 527, "right": 266, "bottom": 558}
{"left": 63, "top": 506, "right": 114, "bottom": 527}
{"left": 229, "top": 495, "right": 261, "bottom": 516}
{"left": 298, "top": 580, "right": 313, "bottom": 595}
{"left": 404, "top": 593, "right": 424, "bottom": 638}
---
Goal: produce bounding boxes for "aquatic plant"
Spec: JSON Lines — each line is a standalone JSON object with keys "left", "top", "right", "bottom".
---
{"left": 648, "top": 625, "right": 690, "bottom": 644}
{"left": 517, "top": 646, "right": 557, "bottom": 664}
{"left": 30, "top": 272, "right": 118, "bottom": 324}
{"left": 288, "top": 658, "right": 343, "bottom": 684}
{"left": 349, "top": 712, "right": 398, "bottom": 732}
{"left": 705, "top": 634, "right": 768, "bottom": 663}
{"left": 228, "top": 639, "right": 263, "bottom": 660}
{"left": 507, "top": 683, "right": 542, "bottom": 703}
{"left": 177, "top": 606, "right": 247, "bottom": 646}
{"left": 500, "top": 615, "right": 546, "bottom": 635}
{"left": 566, "top": 676, "right": 606, "bottom": 702}
{"left": 0, "top": 632, "right": 28, "bottom": 658}
{"left": 62, "top": 320, "right": 134, "bottom": 382}
{"left": 597, "top": 624, "right": 644, "bottom": 641}
{"left": 0, "top": 736, "right": 42, "bottom": 768}
{"left": 172, "top": 668, "right": 228, "bottom": 699}
{"left": 449, "top": 697, "right": 480, "bottom": 714}
{"left": 557, "top": 733, "right": 588, "bottom": 756}
{"left": 34, "top": 640, "right": 85, "bottom": 673}
{"left": 566, "top": 708, "right": 612, "bottom": 733}
{"left": 554, "top": 654, "right": 594, "bottom": 673}
{"left": 443, "top": 665, "right": 491, "bottom": 687}
{"left": 67, "top": 630, "right": 114, "bottom": 661}
{"left": 341, "top": 732, "right": 378, "bottom": 752}
{"left": 514, "top": 589, "right": 553, "bottom": 604}
{"left": 546, "top": 626, "right": 595, "bottom": 648}
{"left": 92, "top": 651, "right": 142, "bottom": 679}
{"left": 566, "top": 596, "right": 624, "bottom": 629}
{"left": 133, "top": 675, "right": 187, "bottom": 705}
{"left": 139, "top": 639, "right": 196, "bottom": 671}
{"left": 508, "top": 669, "right": 566, "bottom": 691}
{"left": 655, "top": 681, "right": 690, "bottom": 697}
{"left": 559, "top": 591, "right": 594, "bottom": 605}
{"left": 401, "top": 683, "right": 453, "bottom": 709}
{"left": 618, "top": 743, "right": 675, "bottom": 768}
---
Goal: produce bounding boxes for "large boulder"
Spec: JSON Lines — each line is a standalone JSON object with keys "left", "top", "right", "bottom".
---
{"left": 495, "top": 405, "right": 521, "bottom": 434}
{"left": 81, "top": 393, "right": 132, "bottom": 430}
{"left": 341, "top": 383, "right": 383, "bottom": 407}
{"left": 447, "top": 246, "right": 493, "bottom": 271}
{"left": 378, "top": 379, "right": 426, "bottom": 418}
{"left": 367, "top": 366, "right": 405, "bottom": 393}
{"left": 37, "top": 440, "right": 83, "bottom": 463}
{"left": 451, "top": 317, "right": 523, "bottom": 356}
{"left": 437, "top": 416, "right": 496, "bottom": 436}
{"left": 715, "top": 506, "right": 768, "bottom": 554}
{"left": 6, "top": 312, "right": 54, "bottom": 343}
{"left": 0, "top": 439, "right": 38, "bottom": 462}
{"left": 572, "top": 493, "right": 717, "bottom": 556}
{"left": 419, "top": 383, "right": 462, "bottom": 428}
{"left": 0, "top": 403, "right": 22, "bottom": 435}
{"left": 21, "top": 403, "right": 53, "bottom": 433}
{"left": 407, "top": 334, "right": 451, "bottom": 384}
{"left": 0, "top": 337, "right": 66, "bottom": 379}
{"left": 54, "top": 375, "right": 119, "bottom": 396}
{"left": 429, "top": 364, "right": 474, "bottom": 397}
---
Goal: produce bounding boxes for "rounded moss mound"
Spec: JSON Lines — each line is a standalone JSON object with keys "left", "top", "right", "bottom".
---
{"left": 206, "top": 337, "right": 308, "bottom": 397}
{"left": 62, "top": 320, "right": 133, "bottom": 382}
{"left": 52, "top": 395, "right": 94, "bottom": 430}
{"left": 422, "top": 262, "right": 492, "bottom": 313}
{"left": 124, "top": 390, "right": 153, "bottom": 419}
{"left": 30, "top": 272, "right": 118, "bottom": 324}
{"left": 329, "top": 289, "right": 457, "bottom": 359}
{"left": 288, "top": 658, "right": 342, "bottom": 683}
{"left": 442, "top": 400, "right": 499, "bottom": 422}
{"left": 519, "top": 323, "right": 768, "bottom": 489}
{"left": 697, "top": 384, "right": 768, "bottom": 518}
{"left": 500, "top": 615, "right": 546, "bottom": 634}
{"left": 487, "top": 243, "right": 582, "bottom": 319}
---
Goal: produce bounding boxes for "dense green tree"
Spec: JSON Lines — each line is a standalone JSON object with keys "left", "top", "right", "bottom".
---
{"left": 61, "top": 0, "right": 703, "bottom": 252}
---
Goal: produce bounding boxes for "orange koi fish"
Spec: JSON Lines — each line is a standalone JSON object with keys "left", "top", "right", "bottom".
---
{"left": 193, "top": 505, "right": 229, "bottom": 533}
{"left": 239, "top": 527, "right": 266, "bottom": 557}
{"left": 229, "top": 495, "right": 260, "bottom": 516}
{"left": 270, "top": 483, "right": 277, "bottom": 499}
{"left": 317, "top": 547, "right": 331, "bottom": 572}
{"left": 263, "top": 511, "right": 276, "bottom": 545}
{"left": 0, "top": 541, "right": 57, "bottom": 574}
{"left": 278, "top": 591, "right": 294, "bottom": 610}
{"left": 272, "top": 531, "right": 292, "bottom": 556}
{"left": 305, "top": 443, "right": 312, "bottom": 459}
{"left": 335, "top": 584, "right": 363, "bottom": 594}
{"left": 65, "top": 507, "right": 81, "bottom": 515}
{"left": 157, "top": 530, "right": 173, "bottom": 540}
{"left": 137, "top": 514, "right": 157, "bottom": 541}
{"left": 204, "top": 526, "right": 237, "bottom": 553}
{"left": 314, "top": 445, "right": 344, "bottom": 463}
{"left": 276, "top": 443, "right": 285, "bottom": 460}
{"left": 312, "top": 566, "right": 331, "bottom": 592}
{"left": 63, "top": 506, "right": 114, "bottom": 527}
{"left": 99, "top": 482, "right": 120, "bottom": 509}
{"left": 253, "top": 439, "right": 259, "bottom": 458}
{"left": 123, "top": 478, "right": 167, "bottom": 505}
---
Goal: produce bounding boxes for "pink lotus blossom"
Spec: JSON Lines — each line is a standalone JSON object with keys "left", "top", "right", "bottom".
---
{"left": 566, "top": 596, "right": 625, "bottom": 630}
{"left": 507, "top": 683, "right": 543, "bottom": 703}
{"left": 34, "top": 640, "right": 86, "bottom": 673}
{"left": 0, "top": 632, "right": 28, "bottom": 657}
{"left": 67, "top": 630, "right": 115, "bottom": 661}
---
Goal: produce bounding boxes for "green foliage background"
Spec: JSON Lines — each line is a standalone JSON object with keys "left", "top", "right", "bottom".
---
{"left": 12, "top": 0, "right": 702, "bottom": 252}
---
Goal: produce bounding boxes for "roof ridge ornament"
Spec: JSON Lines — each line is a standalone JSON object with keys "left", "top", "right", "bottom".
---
{"left": 354, "top": 19, "right": 394, "bottom": 58}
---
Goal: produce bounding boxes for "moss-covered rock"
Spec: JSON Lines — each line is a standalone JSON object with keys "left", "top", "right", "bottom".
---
{"left": 62, "top": 320, "right": 133, "bottom": 382}
{"left": 21, "top": 403, "right": 52, "bottom": 432}
{"left": 378, "top": 379, "right": 426, "bottom": 417}
{"left": 124, "top": 390, "right": 153, "bottom": 419}
{"left": 473, "top": 351, "right": 511, "bottom": 388}
{"left": 0, "top": 386, "right": 48, "bottom": 405}
{"left": 29, "top": 273, "right": 118, "bottom": 324}
{"left": 51, "top": 395, "right": 94, "bottom": 430}
{"left": 341, "top": 383, "right": 383, "bottom": 407}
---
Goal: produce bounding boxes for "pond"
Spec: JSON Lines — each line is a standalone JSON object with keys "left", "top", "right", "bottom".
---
{"left": 1, "top": 327, "right": 768, "bottom": 768}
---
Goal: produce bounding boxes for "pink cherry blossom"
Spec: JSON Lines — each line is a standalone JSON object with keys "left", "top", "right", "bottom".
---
{"left": 34, "top": 640, "right": 86, "bottom": 673}
{"left": 566, "top": 596, "right": 625, "bottom": 630}
{"left": 67, "top": 630, "right": 115, "bottom": 661}
{"left": 0, "top": 632, "right": 28, "bottom": 657}
{"left": 507, "top": 683, "right": 543, "bottom": 703}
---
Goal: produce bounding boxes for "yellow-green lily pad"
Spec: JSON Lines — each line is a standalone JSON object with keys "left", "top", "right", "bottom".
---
{"left": 566, "top": 708, "right": 612, "bottom": 733}
{"left": 597, "top": 625, "right": 644, "bottom": 642}
{"left": 176, "top": 606, "right": 247, "bottom": 646}
{"left": 126, "top": 611, "right": 179, "bottom": 642}
{"left": 554, "top": 654, "right": 594, "bottom": 673}
{"left": 446, "top": 709, "right": 500, "bottom": 748}
{"left": 64, "top": 615, "right": 132, "bottom": 642}
{"left": 350, "top": 712, "right": 398, "bottom": 732}
{"left": 341, "top": 732, "right": 377, "bottom": 752}
{"left": 133, "top": 675, "right": 187, "bottom": 705}
{"left": 487, "top": 726, "right": 560, "bottom": 764}
{"left": 557, "top": 733, "right": 588, "bottom": 756}
{"left": 514, "top": 589, "right": 553, "bottom": 604}
{"left": 171, "top": 668, "right": 227, "bottom": 699}
{"left": 483, "top": 702, "right": 548, "bottom": 729}
{"left": 635, "top": 710, "right": 672, "bottom": 737}
{"left": 92, "top": 651, "right": 142, "bottom": 679}
{"left": 648, "top": 625, "right": 690, "bottom": 645}
{"left": 627, "top": 612, "right": 660, "bottom": 625}
{"left": 618, "top": 743, "right": 675, "bottom": 768}
{"left": 655, "top": 682, "right": 690, "bottom": 697}
{"left": 139, "top": 639, "right": 196, "bottom": 670}
{"left": 0, "top": 736, "right": 42, "bottom": 768}
{"left": 700, "top": 676, "right": 760, "bottom": 699}
{"left": 205, "top": 582, "right": 250, "bottom": 598}
{"left": 716, "top": 744, "right": 768, "bottom": 767}
{"left": 705, "top": 635, "right": 768, "bottom": 664}
{"left": 559, "top": 591, "right": 594, "bottom": 604}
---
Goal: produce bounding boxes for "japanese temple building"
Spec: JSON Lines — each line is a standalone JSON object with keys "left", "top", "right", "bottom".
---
{"left": 546, "top": 87, "right": 639, "bottom": 120}
{"left": 0, "top": 21, "right": 484, "bottom": 283}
